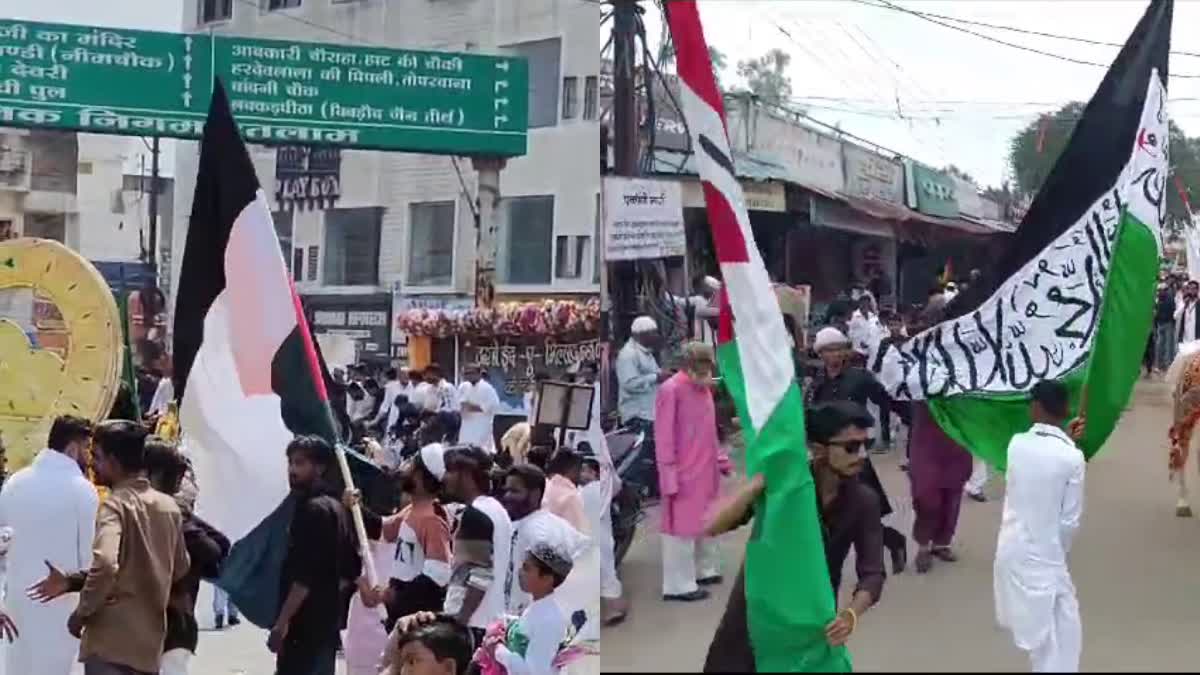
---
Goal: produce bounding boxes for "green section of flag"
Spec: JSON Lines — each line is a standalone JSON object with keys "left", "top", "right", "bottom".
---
{"left": 1078, "top": 212, "right": 1158, "bottom": 452}
{"left": 717, "top": 340, "right": 851, "bottom": 672}
{"left": 927, "top": 211, "right": 1157, "bottom": 470}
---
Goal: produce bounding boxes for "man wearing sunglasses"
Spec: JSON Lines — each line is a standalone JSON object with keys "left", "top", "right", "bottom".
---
{"left": 701, "top": 400, "right": 885, "bottom": 672}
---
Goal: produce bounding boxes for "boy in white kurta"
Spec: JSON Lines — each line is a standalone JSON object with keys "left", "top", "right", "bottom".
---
{"left": 994, "top": 380, "right": 1085, "bottom": 673}
{"left": 0, "top": 417, "right": 99, "bottom": 675}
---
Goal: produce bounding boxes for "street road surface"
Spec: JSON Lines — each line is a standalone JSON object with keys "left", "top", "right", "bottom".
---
{"left": 602, "top": 380, "right": 1200, "bottom": 671}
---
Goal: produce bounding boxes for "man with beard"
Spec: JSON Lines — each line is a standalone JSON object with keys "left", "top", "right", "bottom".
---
{"left": 499, "top": 464, "right": 593, "bottom": 642}
{"left": 357, "top": 444, "right": 453, "bottom": 632}
{"left": 268, "top": 435, "right": 360, "bottom": 675}
{"left": 655, "top": 342, "right": 730, "bottom": 603}
{"left": 0, "top": 415, "right": 99, "bottom": 675}
{"left": 441, "top": 445, "right": 511, "bottom": 643}
{"left": 703, "top": 401, "right": 886, "bottom": 672}
{"left": 499, "top": 465, "right": 588, "bottom": 615}
{"left": 1177, "top": 279, "right": 1200, "bottom": 345}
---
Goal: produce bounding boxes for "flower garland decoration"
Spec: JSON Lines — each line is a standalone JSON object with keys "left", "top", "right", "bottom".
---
{"left": 397, "top": 298, "right": 600, "bottom": 337}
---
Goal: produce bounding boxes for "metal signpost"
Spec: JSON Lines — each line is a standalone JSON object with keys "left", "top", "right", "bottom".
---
{"left": 0, "top": 19, "right": 529, "bottom": 155}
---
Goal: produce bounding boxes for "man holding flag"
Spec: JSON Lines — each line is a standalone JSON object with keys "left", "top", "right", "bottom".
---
{"left": 703, "top": 401, "right": 886, "bottom": 672}
{"left": 665, "top": 1, "right": 853, "bottom": 670}
{"left": 169, "top": 78, "right": 380, "bottom": 670}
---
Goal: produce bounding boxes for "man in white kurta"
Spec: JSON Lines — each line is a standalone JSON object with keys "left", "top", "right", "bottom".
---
{"left": 0, "top": 416, "right": 99, "bottom": 674}
{"left": 994, "top": 380, "right": 1085, "bottom": 673}
{"left": 459, "top": 363, "right": 500, "bottom": 453}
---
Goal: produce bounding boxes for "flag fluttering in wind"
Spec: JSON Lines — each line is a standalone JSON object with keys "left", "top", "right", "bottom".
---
{"left": 875, "top": 0, "right": 1172, "bottom": 469}
{"left": 667, "top": 3, "right": 849, "bottom": 671}
{"left": 172, "top": 80, "right": 345, "bottom": 627}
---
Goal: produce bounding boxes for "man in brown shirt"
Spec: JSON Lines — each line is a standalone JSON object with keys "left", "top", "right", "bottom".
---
{"left": 69, "top": 420, "right": 189, "bottom": 675}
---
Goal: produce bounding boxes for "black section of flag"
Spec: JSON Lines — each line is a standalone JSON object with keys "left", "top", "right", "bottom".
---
{"left": 945, "top": 0, "right": 1172, "bottom": 322}
{"left": 172, "top": 79, "right": 260, "bottom": 400}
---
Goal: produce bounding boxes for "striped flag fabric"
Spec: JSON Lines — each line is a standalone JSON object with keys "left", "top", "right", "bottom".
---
{"left": 874, "top": 0, "right": 1172, "bottom": 469}
{"left": 667, "top": 3, "right": 850, "bottom": 671}
{"left": 171, "top": 80, "right": 346, "bottom": 627}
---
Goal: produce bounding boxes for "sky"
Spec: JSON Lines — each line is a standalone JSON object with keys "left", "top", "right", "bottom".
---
{"left": 635, "top": 0, "right": 1200, "bottom": 189}
{"left": 7, "top": 0, "right": 185, "bottom": 176}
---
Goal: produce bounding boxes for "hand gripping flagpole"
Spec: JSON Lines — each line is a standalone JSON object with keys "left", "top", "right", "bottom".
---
{"left": 334, "top": 438, "right": 388, "bottom": 622}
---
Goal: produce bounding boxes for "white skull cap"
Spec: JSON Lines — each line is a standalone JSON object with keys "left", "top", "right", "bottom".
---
{"left": 813, "top": 327, "right": 850, "bottom": 352}
{"left": 631, "top": 316, "right": 658, "bottom": 333}
{"left": 420, "top": 442, "right": 447, "bottom": 481}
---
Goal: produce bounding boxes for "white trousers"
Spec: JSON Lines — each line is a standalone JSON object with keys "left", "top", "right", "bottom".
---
{"left": 1027, "top": 593, "right": 1082, "bottom": 673}
{"left": 966, "top": 456, "right": 990, "bottom": 495}
{"left": 161, "top": 648, "right": 191, "bottom": 675}
{"left": 597, "top": 514, "right": 622, "bottom": 599}
{"left": 661, "top": 534, "right": 721, "bottom": 596}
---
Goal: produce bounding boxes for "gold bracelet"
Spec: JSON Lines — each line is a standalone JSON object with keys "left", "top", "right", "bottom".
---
{"left": 842, "top": 607, "right": 858, "bottom": 634}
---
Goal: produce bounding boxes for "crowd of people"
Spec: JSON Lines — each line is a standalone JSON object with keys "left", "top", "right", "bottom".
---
{"left": 614, "top": 271, "right": 1093, "bottom": 672}
{"left": 0, "top": 351, "right": 611, "bottom": 674}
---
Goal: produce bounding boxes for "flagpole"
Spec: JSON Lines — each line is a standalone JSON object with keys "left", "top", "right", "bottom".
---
{"left": 333, "top": 438, "right": 386, "bottom": 621}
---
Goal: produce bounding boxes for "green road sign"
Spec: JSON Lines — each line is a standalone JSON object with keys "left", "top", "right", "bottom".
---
{"left": 0, "top": 19, "right": 528, "bottom": 156}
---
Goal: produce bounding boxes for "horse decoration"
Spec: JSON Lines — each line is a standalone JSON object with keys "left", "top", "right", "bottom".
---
{"left": 1166, "top": 340, "right": 1200, "bottom": 516}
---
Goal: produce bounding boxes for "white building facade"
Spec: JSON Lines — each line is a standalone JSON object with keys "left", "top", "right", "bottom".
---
{"left": 174, "top": 0, "right": 601, "bottom": 364}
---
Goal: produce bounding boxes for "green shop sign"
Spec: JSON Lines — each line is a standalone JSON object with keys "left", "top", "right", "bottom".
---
{"left": 904, "top": 160, "right": 958, "bottom": 219}
{"left": 0, "top": 19, "right": 528, "bottom": 156}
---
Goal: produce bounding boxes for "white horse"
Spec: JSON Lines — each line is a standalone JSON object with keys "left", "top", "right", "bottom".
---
{"left": 1165, "top": 341, "right": 1200, "bottom": 517}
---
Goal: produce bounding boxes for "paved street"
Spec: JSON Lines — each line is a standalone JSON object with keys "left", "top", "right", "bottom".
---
{"left": 602, "top": 380, "right": 1200, "bottom": 672}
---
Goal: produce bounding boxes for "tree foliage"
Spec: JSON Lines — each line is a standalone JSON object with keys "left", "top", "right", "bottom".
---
{"left": 658, "top": 44, "right": 727, "bottom": 90}
{"left": 735, "top": 48, "right": 793, "bottom": 106}
{"left": 1009, "top": 102, "right": 1200, "bottom": 237}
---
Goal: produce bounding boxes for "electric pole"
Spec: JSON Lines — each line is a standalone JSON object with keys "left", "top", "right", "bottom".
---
{"left": 609, "top": 0, "right": 641, "bottom": 348}
{"left": 147, "top": 136, "right": 160, "bottom": 274}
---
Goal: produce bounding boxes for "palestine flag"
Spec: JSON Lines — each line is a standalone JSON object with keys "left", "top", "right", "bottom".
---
{"left": 874, "top": 0, "right": 1172, "bottom": 469}
{"left": 172, "top": 80, "right": 350, "bottom": 627}
{"left": 668, "top": 2, "right": 849, "bottom": 671}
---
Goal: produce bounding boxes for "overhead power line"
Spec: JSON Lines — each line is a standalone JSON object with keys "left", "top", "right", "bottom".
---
{"left": 845, "top": 0, "right": 1200, "bottom": 78}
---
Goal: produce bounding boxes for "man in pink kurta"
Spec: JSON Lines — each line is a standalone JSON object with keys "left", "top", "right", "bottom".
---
{"left": 654, "top": 342, "right": 731, "bottom": 602}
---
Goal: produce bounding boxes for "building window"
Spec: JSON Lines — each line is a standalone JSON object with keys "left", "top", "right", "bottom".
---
{"left": 272, "top": 210, "right": 294, "bottom": 270}
{"left": 509, "top": 39, "right": 561, "bottom": 129}
{"left": 561, "top": 76, "right": 578, "bottom": 120}
{"left": 407, "top": 201, "right": 456, "bottom": 287}
{"left": 555, "top": 235, "right": 591, "bottom": 280}
{"left": 323, "top": 207, "right": 381, "bottom": 286}
{"left": 293, "top": 247, "right": 304, "bottom": 282}
{"left": 583, "top": 76, "right": 598, "bottom": 121}
{"left": 267, "top": 0, "right": 301, "bottom": 10}
{"left": 200, "top": 0, "right": 232, "bottom": 23}
{"left": 307, "top": 246, "right": 319, "bottom": 281}
{"left": 499, "top": 195, "right": 554, "bottom": 285}
{"left": 24, "top": 213, "right": 65, "bottom": 243}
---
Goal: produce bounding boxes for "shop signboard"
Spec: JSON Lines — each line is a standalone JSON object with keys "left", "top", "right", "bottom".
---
{"left": 842, "top": 144, "right": 904, "bottom": 203}
{"left": 680, "top": 178, "right": 785, "bottom": 212}
{"left": 0, "top": 18, "right": 528, "bottom": 155}
{"left": 602, "top": 176, "right": 685, "bottom": 261}
{"left": 952, "top": 175, "right": 985, "bottom": 219}
{"left": 743, "top": 107, "right": 844, "bottom": 195}
{"left": 904, "top": 160, "right": 959, "bottom": 218}
{"left": 462, "top": 337, "right": 601, "bottom": 416}
{"left": 303, "top": 293, "right": 391, "bottom": 362}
